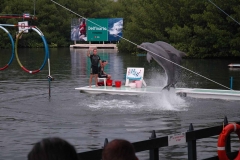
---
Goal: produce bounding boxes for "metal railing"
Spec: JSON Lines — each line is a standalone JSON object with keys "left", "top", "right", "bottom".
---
{"left": 78, "top": 117, "right": 240, "bottom": 160}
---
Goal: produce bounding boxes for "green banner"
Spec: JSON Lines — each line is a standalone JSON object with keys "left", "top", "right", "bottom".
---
{"left": 87, "top": 18, "right": 108, "bottom": 41}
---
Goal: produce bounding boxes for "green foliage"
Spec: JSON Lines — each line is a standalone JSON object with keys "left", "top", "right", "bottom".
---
{"left": 0, "top": 0, "right": 240, "bottom": 58}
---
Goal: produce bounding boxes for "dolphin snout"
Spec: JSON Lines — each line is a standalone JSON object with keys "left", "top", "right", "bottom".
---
{"left": 137, "top": 44, "right": 147, "bottom": 51}
{"left": 137, "top": 44, "right": 145, "bottom": 49}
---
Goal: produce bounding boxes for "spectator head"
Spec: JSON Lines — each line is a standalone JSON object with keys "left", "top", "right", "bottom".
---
{"left": 102, "top": 139, "right": 138, "bottom": 160}
{"left": 28, "top": 137, "right": 78, "bottom": 160}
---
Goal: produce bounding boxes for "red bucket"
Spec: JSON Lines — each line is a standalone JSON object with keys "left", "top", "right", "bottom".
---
{"left": 115, "top": 81, "right": 122, "bottom": 87}
{"left": 106, "top": 79, "right": 112, "bottom": 86}
{"left": 97, "top": 81, "right": 104, "bottom": 86}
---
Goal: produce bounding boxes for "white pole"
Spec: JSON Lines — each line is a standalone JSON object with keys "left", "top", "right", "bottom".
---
{"left": 48, "top": 59, "right": 50, "bottom": 76}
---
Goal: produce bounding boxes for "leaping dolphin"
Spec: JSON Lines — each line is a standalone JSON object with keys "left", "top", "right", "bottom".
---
{"left": 154, "top": 41, "right": 186, "bottom": 88}
{"left": 138, "top": 42, "right": 186, "bottom": 90}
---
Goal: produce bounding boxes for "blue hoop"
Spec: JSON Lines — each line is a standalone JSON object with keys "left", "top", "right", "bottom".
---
{"left": 0, "top": 26, "right": 14, "bottom": 71}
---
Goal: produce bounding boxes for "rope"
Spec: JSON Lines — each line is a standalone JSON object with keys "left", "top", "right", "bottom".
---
{"left": 0, "top": 24, "right": 36, "bottom": 28}
{"left": 0, "top": 15, "right": 36, "bottom": 19}
{"left": 50, "top": 0, "right": 232, "bottom": 90}
{"left": 208, "top": 0, "right": 240, "bottom": 26}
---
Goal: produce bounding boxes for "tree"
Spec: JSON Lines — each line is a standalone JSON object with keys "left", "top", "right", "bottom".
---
{"left": 0, "top": 0, "right": 239, "bottom": 58}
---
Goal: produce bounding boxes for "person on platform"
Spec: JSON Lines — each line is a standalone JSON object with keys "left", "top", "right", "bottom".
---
{"left": 87, "top": 48, "right": 101, "bottom": 87}
{"left": 98, "top": 60, "right": 111, "bottom": 80}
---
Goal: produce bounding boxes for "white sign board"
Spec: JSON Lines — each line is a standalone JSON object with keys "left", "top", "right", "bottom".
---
{"left": 18, "top": 21, "right": 29, "bottom": 33}
{"left": 168, "top": 132, "right": 186, "bottom": 146}
{"left": 126, "top": 67, "right": 144, "bottom": 80}
{"left": 125, "top": 67, "right": 144, "bottom": 86}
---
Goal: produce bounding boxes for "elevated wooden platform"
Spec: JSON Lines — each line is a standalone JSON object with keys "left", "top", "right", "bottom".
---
{"left": 70, "top": 43, "right": 118, "bottom": 49}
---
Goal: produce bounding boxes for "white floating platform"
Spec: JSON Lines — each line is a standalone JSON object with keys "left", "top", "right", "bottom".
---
{"left": 75, "top": 86, "right": 240, "bottom": 101}
{"left": 228, "top": 64, "right": 240, "bottom": 68}
{"left": 75, "top": 85, "right": 162, "bottom": 95}
{"left": 176, "top": 88, "right": 240, "bottom": 101}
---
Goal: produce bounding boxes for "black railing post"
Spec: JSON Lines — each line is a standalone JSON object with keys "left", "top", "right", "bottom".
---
{"left": 224, "top": 116, "right": 231, "bottom": 153}
{"left": 149, "top": 130, "right": 159, "bottom": 160}
{"left": 103, "top": 138, "right": 108, "bottom": 148}
{"left": 188, "top": 123, "right": 196, "bottom": 160}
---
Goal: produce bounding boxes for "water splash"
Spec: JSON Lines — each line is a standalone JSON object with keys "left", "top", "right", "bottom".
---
{"left": 86, "top": 92, "right": 188, "bottom": 112}
{"left": 143, "top": 72, "right": 189, "bottom": 111}
{"left": 144, "top": 88, "right": 188, "bottom": 111}
{"left": 86, "top": 72, "right": 189, "bottom": 111}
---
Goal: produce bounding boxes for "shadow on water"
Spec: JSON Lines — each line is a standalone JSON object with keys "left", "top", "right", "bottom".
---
{"left": 0, "top": 48, "right": 240, "bottom": 160}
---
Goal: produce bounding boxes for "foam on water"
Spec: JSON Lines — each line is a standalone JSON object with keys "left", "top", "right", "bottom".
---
{"left": 88, "top": 99, "right": 137, "bottom": 110}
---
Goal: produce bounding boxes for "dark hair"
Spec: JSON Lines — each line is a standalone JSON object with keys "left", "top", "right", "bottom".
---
{"left": 102, "top": 139, "right": 138, "bottom": 160}
{"left": 28, "top": 137, "right": 79, "bottom": 160}
{"left": 102, "top": 60, "right": 106, "bottom": 63}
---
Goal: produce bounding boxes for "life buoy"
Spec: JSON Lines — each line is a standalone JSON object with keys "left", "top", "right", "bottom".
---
{"left": 217, "top": 123, "right": 240, "bottom": 160}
